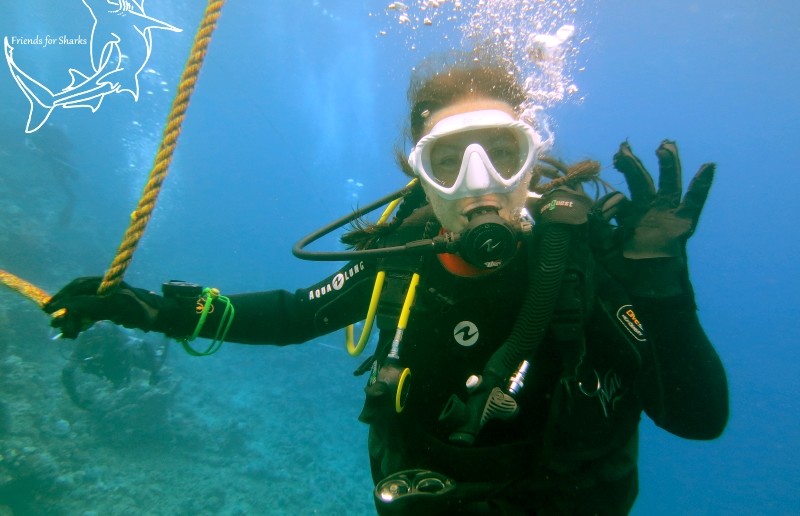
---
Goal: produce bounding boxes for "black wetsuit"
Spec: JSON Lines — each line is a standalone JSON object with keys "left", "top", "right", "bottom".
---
{"left": 156, "top": 206, "right": 728, "bottom": 515}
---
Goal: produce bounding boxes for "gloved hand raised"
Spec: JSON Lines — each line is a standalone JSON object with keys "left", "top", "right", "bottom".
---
{"left": 591, "top": 140, "right": 715, "bottom": 297}
{"left": 43, "top": 277, "right": 165, "bottom": 339}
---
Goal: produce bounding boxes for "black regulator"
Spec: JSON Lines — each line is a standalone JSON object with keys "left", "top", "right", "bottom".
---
{"left": 457, "top": 207, "right": 524, "bottom": 269}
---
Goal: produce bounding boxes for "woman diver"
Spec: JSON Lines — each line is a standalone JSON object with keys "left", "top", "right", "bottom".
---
{"left": 43, "top": 55, "right": 728, "bottom": 514}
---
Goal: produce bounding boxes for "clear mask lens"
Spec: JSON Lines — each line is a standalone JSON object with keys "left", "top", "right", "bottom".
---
{"left": 427, "top": 128, "right": 526, "bottom": 188}
{"left": 409, "top": 110, "right": 540, "bottom": 200}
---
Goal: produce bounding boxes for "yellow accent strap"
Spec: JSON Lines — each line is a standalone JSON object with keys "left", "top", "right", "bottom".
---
{"left": 98, "top": 0, "right": 225, "bottom": 296}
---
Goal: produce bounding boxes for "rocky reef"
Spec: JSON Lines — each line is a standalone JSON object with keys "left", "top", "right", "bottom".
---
{"left": 0, "top": 293, "right": 373, "bottom": 515}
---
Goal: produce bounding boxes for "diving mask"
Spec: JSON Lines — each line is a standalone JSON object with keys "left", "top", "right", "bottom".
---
{"left": 408, "top": 109, "right": 540, "bottom": 201}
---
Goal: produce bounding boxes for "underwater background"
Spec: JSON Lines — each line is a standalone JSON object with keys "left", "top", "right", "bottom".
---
{"left": 0, "top": 0, "right": 798, "bottom": 514}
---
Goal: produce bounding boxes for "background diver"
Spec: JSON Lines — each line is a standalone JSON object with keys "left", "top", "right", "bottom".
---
{"left": 61, "top": 321, "right": 167, "bottom": 410}
{"left": 43, "top": 55, "right": 728, "bottom": 514}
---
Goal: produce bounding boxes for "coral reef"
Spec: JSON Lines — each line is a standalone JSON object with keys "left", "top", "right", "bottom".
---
{"left": 0, "top": 295, "right": 373, "bottom": 514}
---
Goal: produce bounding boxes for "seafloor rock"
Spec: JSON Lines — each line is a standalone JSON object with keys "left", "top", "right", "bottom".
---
{"left": 0, "top": 441, "right": 63, "bottom": 512}
{"left": 89, "top": 373, "right": 181, "bottom": 445}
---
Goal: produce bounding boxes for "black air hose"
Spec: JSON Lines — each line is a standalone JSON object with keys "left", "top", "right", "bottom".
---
{"left": 484, "top": 222, "right": 575, "bottom": 380}
{"left": 440, "top": 187, "right": 593, "bottom": 446}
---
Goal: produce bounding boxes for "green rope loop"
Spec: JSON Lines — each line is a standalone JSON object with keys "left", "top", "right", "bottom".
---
{"left": 181, "top": 287, "right": 235, "bottom": 356}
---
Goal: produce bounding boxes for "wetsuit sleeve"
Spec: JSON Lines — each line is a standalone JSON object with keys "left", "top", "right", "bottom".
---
{"left": 154, "top": 260, "right": 377, "bottom": 345}
{"left": 633, "top": 291, "right": 728, "bottom": 440}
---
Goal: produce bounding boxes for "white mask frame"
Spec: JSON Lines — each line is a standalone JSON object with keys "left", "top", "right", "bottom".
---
{"left": 408, "top": 109, "right": 541, "bottom": 201}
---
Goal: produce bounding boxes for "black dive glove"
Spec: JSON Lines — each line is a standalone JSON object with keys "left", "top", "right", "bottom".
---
{"left": 43, "top": 277, "right": 166, "bottom": 339}
{"left": 590, "top": 140, "right": 715, "bottom": 298}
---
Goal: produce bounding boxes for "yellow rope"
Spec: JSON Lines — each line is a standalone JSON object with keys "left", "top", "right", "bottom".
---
{"left": 98, "top": 0, "right": 225, "bottom": 295}
{"left": 0, "top": 270, "right": 51, "bottom": 308}
{"left": 0, "top": 1, "right": 225, "bottom": 307}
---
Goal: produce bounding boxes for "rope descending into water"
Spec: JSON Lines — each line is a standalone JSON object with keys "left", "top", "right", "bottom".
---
{"left": 97, "top": 0, "right": 226, "bottom": 295}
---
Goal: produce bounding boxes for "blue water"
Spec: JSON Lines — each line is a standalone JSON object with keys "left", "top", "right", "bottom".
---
{"left": 1, "top": 1, "right": 798, "bottom": 514}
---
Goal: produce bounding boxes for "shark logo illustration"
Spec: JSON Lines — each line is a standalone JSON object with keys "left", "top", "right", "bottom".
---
{"left": 4, "top": 0, "right": 181, "bottom": 133}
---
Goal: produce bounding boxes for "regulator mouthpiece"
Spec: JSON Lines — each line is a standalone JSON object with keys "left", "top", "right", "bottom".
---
{"left": 458, "top": 208, "right": 519, "bottom": 270}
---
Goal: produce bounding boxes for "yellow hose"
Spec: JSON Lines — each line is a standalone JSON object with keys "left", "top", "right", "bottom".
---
{"left": 344, "top": 179, "right": 418, "bottom": 355}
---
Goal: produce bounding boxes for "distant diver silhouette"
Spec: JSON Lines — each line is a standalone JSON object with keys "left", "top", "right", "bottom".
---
{"left": 3, "top": 0, "right": 181, "bottom": 133}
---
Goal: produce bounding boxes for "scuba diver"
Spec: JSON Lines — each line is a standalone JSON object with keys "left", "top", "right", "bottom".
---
{"left": 62, "top": 321, "right": 168, "bottom": 409}
{"left": 42, "top": 55, "right": 728, "bottom": 514}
